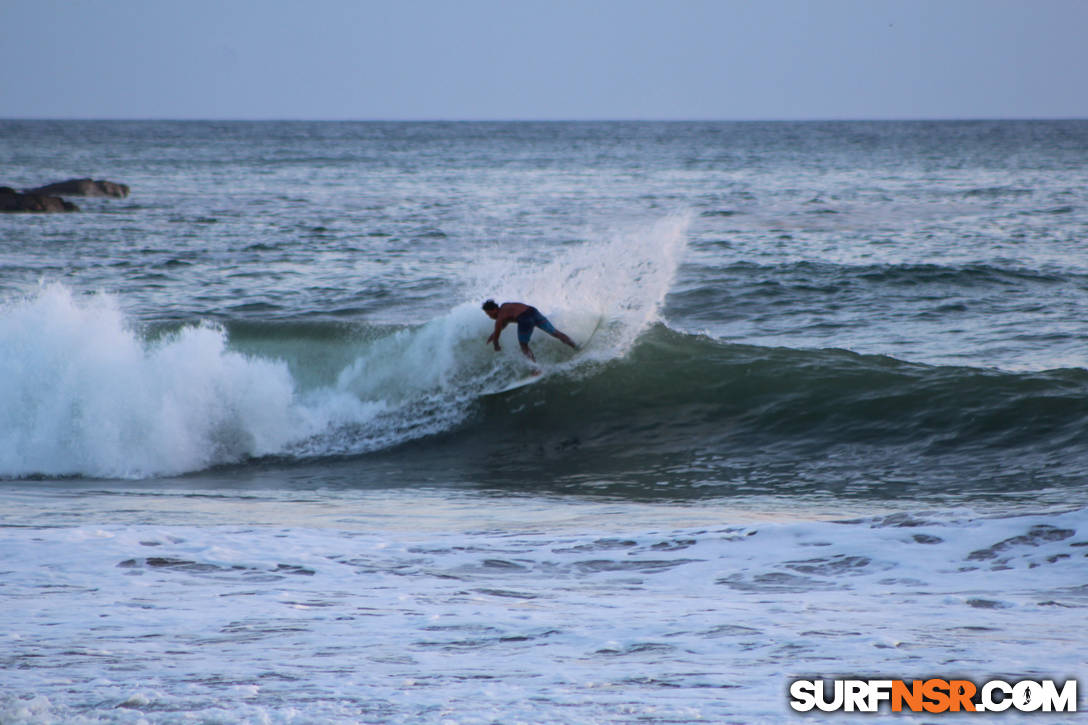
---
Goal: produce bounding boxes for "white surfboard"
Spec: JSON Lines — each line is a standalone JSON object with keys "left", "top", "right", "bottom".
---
{"left": 490, "top": 372, "right": 545, "bottom": 394}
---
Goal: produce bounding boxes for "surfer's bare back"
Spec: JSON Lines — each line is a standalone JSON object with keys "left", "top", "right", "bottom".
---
{"left": 482, "top": 300, "right": 577, "bottom": 363}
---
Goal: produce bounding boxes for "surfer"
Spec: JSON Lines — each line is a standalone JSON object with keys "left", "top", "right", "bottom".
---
{"left": 482, "top": 300, "right": 577, "bottom": 364}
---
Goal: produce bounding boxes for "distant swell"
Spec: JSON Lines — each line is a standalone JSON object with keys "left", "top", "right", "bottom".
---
{"left": 690, "top": 260, "right": 1072, "bottom": 289}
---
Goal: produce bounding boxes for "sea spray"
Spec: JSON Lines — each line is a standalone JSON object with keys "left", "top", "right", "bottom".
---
{"left": 471, "top": 213, "right": 691, "bottom": 364}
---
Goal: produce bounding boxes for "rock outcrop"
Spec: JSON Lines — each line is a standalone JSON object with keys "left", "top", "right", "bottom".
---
{"left": 25, "top": 178, "right": 130, "bottom": 198}
{"left": 0, "top": 187, "right": 79, "bottom": 213}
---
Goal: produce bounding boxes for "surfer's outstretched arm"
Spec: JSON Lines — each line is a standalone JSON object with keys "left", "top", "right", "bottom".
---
{"left": 487, "top": 320, "right": 507, "bottom": 350}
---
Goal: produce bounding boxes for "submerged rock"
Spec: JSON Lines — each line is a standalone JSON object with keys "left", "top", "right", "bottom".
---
{"left": 0, "top": 187, "right": 79, "bottom": 213}
{"left": 25, "top": 178, "right": 130, "bottom": 198}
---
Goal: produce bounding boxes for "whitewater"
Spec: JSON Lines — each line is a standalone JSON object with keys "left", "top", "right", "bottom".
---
{"left": 1, "top": 120, "right": 1087, "bottom": 722}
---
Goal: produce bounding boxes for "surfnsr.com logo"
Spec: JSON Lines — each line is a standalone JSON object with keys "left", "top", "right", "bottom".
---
{"left": 789, "top": 678, "right": 1078, "bottom": 714}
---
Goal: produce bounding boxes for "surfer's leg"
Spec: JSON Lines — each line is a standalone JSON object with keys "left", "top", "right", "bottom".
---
{"left": 517, "top": 315, "right": 535, "bottom": 346}
{"left": 536, "top": 315, "right": 578, "bottom": 349}
{"left": 517, "top": 319, "right": 537, "bottom": 361}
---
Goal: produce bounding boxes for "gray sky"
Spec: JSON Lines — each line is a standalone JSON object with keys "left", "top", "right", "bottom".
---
{"left": 2, "top": 0, "right": 1085, "bottom": 120}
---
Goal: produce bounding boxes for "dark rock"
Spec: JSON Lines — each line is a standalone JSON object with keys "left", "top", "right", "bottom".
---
{"left": 25, "top": 178, "right": 129, "bottom": 198}
{"left": 0, "top": 187, "right": 80, "bottom": 213}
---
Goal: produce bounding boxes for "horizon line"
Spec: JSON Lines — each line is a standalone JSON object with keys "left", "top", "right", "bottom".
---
{"left": 2, "top": 116, "right": 1086, "bottom": 124}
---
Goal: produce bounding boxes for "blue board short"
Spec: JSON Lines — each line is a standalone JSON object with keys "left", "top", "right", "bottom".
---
{"left": 516, "top": 307, "right": 556, "bottom": 344}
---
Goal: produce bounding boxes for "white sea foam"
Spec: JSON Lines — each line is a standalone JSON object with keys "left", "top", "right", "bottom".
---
{"left": 1, "top": 495, "right": 1084, "bottom": 723}
{"left": 471, "top": 213, "right": 691, "bottom": 363}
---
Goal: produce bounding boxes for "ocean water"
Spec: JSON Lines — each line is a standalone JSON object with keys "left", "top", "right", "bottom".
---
{"left": 1, "top": 120, "right": 1087, "bottom": 723}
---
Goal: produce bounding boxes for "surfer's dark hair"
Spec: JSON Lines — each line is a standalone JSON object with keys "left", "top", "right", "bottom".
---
{"left": 482, "top": 299, "right": 498, "bottom": 311}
